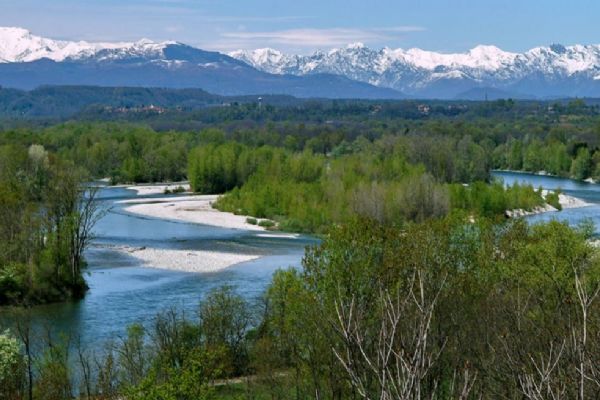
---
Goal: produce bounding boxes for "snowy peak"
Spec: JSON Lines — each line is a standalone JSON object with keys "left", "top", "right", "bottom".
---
{"left": 0, "top": 27, "right": 173, "bottom": 63}
{"left": 3, "top": 26, "right": 600, "bottom": 99}
{"left": 229, "top": 42, "right": 600, "bottom": 97}
{"left": 230, "top": 48, "right": 286, "bottom": 67}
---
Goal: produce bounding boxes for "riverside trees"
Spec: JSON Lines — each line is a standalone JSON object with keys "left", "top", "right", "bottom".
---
{"left": 3, "top": 217, "right": 599, "bottom": 399}
{"left": 0, "top": 144, "right": 103, "bottom": 305}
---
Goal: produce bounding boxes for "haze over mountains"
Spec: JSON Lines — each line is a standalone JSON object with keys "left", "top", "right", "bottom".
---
{"left": 2, "top": 27, "right": 600, "bottom": 99}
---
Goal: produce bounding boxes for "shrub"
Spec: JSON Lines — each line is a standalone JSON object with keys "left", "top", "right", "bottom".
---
{"left": 546, "top": 190, "right": 562, "bottom": 210}
{"left": 0, "top": 330, "right": 24, "bottom": 398}
{"left": 246, "top": 217, "right": 257, "bottom": 225}
{"left": 258, "top": 219, "right": 276, "bottom": 228}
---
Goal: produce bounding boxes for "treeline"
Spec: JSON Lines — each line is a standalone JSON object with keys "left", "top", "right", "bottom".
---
{"left": 0, "top": 144, "right": 101, "bottom": 305}
{"left": 2, "top": 97, "right": 600, "bottom": 185}
{"left": 493, "top": 137, "right": 600, "bottom": 180}
{"left": 2, "top": 85, "right": 598, "bottom": 124}
{"left": 3, "top": 217, "right": 600, "bottom": 398}
{"left": 0, "top": 124, "right": 195, "bottom": 184}
{"left": 187, "top": 138, "right": 541, "bottom": 232}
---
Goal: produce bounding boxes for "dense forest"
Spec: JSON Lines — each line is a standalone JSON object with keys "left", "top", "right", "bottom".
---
{"left": 2, "top": 97, "right": 600, "bottom": 398}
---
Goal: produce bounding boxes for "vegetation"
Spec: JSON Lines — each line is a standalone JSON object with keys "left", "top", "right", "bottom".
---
{"left": 3, "top": 97, "right": 600, "bottom": 398}
{"left": 3, "top": 217, "right": 600, "bottom": 398}
{"left": 196, "top": 140, "right": 541, "bottom": 232}
{"left": 0, "top": 144, "right": 103, "bottom": 305}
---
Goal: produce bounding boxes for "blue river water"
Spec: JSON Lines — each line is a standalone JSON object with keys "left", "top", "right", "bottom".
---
{"left": 492, "top": 171, "right": 600, "bottom": 232}
{"left": 0, "top": 186, "right": 317, "bottom": 352}
{"left": 2, "top": 173, "right": 599, "bottom": 354}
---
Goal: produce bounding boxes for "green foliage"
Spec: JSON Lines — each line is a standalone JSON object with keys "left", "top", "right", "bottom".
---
{"left": 34, "top": 335, "right": 72, "bottom": 400}
{"left": 4, "top": 218, "right": 600, "bottom": 399}
{"left": 546, "top": 189, "right": 562, "bottom": 210}
{"left": 255, "top": 217, "right": 600, "bottom": 398}
{"left": 199, "top": 286, "right": 252, "bottom": 376}
{"left": 0, "top": 144, "right": 99, "bottom": 305}
{"left": 0, "top": 330, "right": 24, "bottom": 398}
{"left": 450, "top": 181, "right": 545, "bottom": 217}
{"left": 258, "top": 219, "right": 275, "bottom": 228}
{"left": 571, "top": 147, "right": 593, "bottom": 180}
{"left": 127, "top": 350, "right": 217, "bottom": 400}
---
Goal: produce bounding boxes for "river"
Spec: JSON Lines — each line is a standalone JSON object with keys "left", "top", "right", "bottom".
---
{"left": 2, "top": 172, "right": 599, "bottom": 354}
{"left": 0, "top": 186, "right": 317, "bottom": 353}
{"left": 492, "top": 171, "right": 600, "bottom": 232}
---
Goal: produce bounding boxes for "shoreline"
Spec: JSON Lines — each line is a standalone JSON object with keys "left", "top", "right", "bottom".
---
{"left": 492, "top": 169, "right": 598, "bottom": 184}
{"left": 104, "top": 244, "right": 260, "bottom": 273}
{"left": 106, "top": 185, "right": 288, "bottom": 273}
{"left": 506, "top": 190, "right": 591, "bottom": 218}
{"left": 126, "top": 182, "right": 191, "bottom": 196}
{"left": 118, "top": 194, "right": 269, "bottom": 231}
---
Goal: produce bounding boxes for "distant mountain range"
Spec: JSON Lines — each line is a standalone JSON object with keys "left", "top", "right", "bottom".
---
{"left": 0, "top": 27, "right": 402, "bottom": 99}
{"left": 230, "top": 43, "right": 600, "bottom": 99}
{"left": 2, "top": 27, "right": 600, "bottom": 99}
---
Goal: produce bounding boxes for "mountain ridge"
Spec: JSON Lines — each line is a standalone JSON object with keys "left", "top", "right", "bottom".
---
{"left": 3, "top": 27, "right": 600, "bottom": 99}
{"left": 230, "top": 42, "right": 600, "bottom": 98}
{"left": 0, "top": 27, "right": 404, "bottom": 99}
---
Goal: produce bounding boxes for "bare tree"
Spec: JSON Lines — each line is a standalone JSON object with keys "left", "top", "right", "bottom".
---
{"left": 511, "top": 341, "right": 567, "bottom": 400}
{"left": 332, "top": 271, "right": 473, "bottom": 399}
{"left": 14, "top": 310, "right": 34, "bottom": 400}
{"left": 76, "top": 337, "right": 93, "bottom": 400}
{"left": 572, "top": 262, "right": 600, "bottom": 400}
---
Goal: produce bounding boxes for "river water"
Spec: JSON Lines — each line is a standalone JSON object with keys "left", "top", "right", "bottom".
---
{"left": 0, "top": 187, "right": 317, "bottom": 352}
{"left": 2, "top": 173, "right": 599, "bottom": 354}
{"left": 492, "top": 171, "right": 600, "bottom": 232}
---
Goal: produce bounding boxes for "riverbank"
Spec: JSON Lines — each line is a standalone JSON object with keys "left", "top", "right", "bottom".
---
{"left": 110, "top": 189, "right": 282, "bottom": 273}
{"left": 105, "top": 244, "right": 260, "bottom": 273}
{"left": 494, "top": 169, "right": 599, "bottom": 184}
{"left": 119, "top": 195, "right": 267, "bottom": 231}
{"left": 506, "top": 190, "right": 590, "bottom": 218}
{"left": 126, "top": 182, "right": 191, "bottom": 196}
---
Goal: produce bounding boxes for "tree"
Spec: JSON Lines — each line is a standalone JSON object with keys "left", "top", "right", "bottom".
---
{"left": 571, "top": 147, "right": 592, "bottom": 180}
{"left": 199, "top": 286, "right": 252, "bottom": 376}
{"left": 0, "top": 330, "right": 24, "bottom": 400}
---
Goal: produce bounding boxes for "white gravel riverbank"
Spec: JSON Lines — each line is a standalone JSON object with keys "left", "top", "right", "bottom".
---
{"left": 119, "top": 195, "right": 266, "bottom": 231}
{"left": 108, "top": 244, "right": 260, "bottom": 273}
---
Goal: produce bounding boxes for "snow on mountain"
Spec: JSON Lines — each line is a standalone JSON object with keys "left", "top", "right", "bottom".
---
{"left": 230, "top": 43, "right": 600, "bottom": 97}
{"left": 0, "top": 27, "right": 404, "bottom": 99}
{"left": 0, "top": 27, "right": 173, "bottom": 63}
{"left": 3, "top": 26, "right": 600, "bottom": 98}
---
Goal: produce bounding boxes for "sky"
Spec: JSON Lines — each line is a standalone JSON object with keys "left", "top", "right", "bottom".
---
{"left": 1, "top": 0, "right": 599, "bottom": 54}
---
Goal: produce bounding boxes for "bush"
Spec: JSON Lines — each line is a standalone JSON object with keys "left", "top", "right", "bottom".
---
{"left": 246, "top": 217, "right": 257, "bottom": 225}
{"left": 546, "top": 190, "right": 562, "bottom": 210}
{"left": 258, "top": 219, "right": 276, "bottom": 228}
{"left": 0, "top": 330, "right": 24, "bottom": 398}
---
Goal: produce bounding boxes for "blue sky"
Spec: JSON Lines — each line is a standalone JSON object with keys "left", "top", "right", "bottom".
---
{"left": 1, "top": 0, "right": 599, "bottom": 53}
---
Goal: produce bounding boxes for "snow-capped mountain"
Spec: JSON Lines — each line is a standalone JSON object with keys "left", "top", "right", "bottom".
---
{"left": 0, "top": 27, "right": 174, "bottom": 63}
{"left": 4, "top": 27, "right": 600, "bottom": 99}
{"left": 0, "top": 27, "right": 403, "bottom": 99}
{"left": 231, "top": 43, "right": 600, "bottom": 98}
